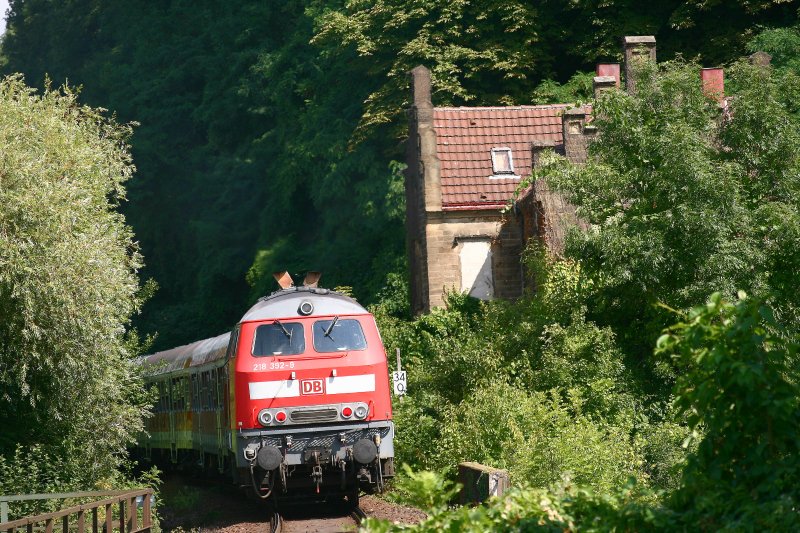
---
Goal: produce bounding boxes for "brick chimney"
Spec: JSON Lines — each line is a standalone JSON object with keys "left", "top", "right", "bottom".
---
{"left": 593, "top": 76, "right": 617, "bottom": 99}
{"left": 562, "top": 107, "right": 592, "bottom": 164}
{"left": 701, "top": 68, "right": 724, "bottom": 102}
{"left": 596, "top": 63, "right": 621, "bottom": 87}
{"left": 623, "top": 36, "right": 656, "bottom": 94}
{"left": 531, "top": 139, "right": 556, "bottom": 169}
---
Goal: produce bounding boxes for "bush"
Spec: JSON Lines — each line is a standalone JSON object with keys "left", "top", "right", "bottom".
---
{"left": 658, "top": 293, "right": 800, "bottom": 530}
{"left": 0, "top": 76, "right": 150, "bottom": 497}
{"left": 373, "top": 294, "right": 800, "bottom": 531}
{"left": 437, "top": 383, "right": 643, "bottom": 492}
{"left": 375, "top": 251, "right": 682, "bottom": 498}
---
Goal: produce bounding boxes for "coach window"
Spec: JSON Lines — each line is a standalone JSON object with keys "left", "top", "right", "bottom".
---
{"left": 162, "top": 381, "right": 170, "bottom": 412}
{"left": 313, "top": 319, "right": 367, "bottom": 352}
{"left": 211, "top": 369, "right": 218, "bottom": 408}
{"left": 253, "top": 322, "right": 305, "bottom": 356}
{"left": 191, "top": 374, "right": 199, "bottom": 410}
{"left": 201, "top": 372, "right": 210, "bottom": 410}
{"left": 171, "top": 378, "right": 182, "bottom": 411}
{"left": 158, "top": 382, "right": 167, "bottom": 412}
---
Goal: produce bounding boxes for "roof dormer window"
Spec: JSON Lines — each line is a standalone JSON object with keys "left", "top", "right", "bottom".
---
{"left": 491, "top": 147, "right": 514, "bottom": 175}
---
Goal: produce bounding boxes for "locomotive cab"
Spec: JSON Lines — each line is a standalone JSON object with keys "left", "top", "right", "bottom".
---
{"left": 231, "top": 287, "right": 395, "bottom": 502}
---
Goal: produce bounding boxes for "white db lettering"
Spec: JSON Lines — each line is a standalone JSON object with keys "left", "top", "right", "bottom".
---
{"left": 301, "top": 379, "right": 324, "bottom": 395}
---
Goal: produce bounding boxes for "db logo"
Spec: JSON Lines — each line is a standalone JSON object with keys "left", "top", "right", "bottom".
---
{"left": 300, "top": 379, "right": 325, "bottom": 395}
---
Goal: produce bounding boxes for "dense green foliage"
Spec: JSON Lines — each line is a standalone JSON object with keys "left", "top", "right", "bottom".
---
{"left": 539, "top": 56, "right": 800, "bottom": 378}
{"left": 660, "top": 295, "right": 800, "bottom": 529}
{"left": 366, "top": 295, "right": 800, "bottom": 531}
{"left": 365, "top": 48, "right": 800, "bottom": 529}
{"left": 2, "top": 1, "right": 798, "bottom": 348}
{"left": 2, "top": 2, "right": 800, "bottom": 527}
{"left": 0, "top": 77, "right": 150, "bottom": 502}
{"left": 374, "top": 256, "right": 682, "bottom": 495}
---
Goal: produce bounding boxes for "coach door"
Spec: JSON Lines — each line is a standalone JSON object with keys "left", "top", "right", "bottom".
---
{"left": 169, "top": 377, "right": 177, "bottom": 463}
{"left": 192, "top": 372, "right": 204, "bottom": 466}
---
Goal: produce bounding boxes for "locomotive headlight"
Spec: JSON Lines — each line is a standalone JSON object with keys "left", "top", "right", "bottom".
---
{"left": 258, "top": 409, "right": 273, "bottom": 426}
{"left": 298, "top": 300, "right": 314, "bottom": 316}
{"left": 354, "top": 404, "right": 368, "bottom": 419}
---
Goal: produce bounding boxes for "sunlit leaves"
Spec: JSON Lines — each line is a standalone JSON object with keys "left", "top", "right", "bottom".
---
{"left": 0, "top": 76, "right": 148, "bottom": 492}
{"left": 536, "top": 59, "right": 800, "bottom": 365}
{"left": 656, "top": 294, "right": 800, "bottom": 527}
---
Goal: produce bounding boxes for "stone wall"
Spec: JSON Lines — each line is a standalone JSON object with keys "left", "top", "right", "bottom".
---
{"left": 424, "top": 210, "right": 523, "bottom": 308}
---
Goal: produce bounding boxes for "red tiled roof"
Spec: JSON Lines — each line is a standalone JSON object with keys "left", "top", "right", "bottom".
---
{"left": 433, "top": 105, "right": 570, "bottom": 210}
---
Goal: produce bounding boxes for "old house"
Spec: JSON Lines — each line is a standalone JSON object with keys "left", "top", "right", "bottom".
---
{"left": 404, "top": 36, "right": 665, "bottom": 314}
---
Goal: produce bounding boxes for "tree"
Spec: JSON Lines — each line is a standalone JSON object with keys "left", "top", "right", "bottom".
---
{"left": 3, "top": 0, "right": 798, "bottom": 351}
{"left": 0, "top": 76, "right": 149, "bottom": 494}
{"left": 312, "top": 0, "right": 800, "bottom": 138}
{"left": 539, "top": 58, "right": 800, "bottom": 370}
{"left": 657, "top": 294, "right": 800, "bottom": 529}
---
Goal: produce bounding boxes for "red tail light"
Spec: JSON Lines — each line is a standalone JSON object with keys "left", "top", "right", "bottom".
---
{"left": 275, "top": 411, "right": 287, "bottom": 423}
{"left": 341, "top": 406, "right": 353, "bottom": 418}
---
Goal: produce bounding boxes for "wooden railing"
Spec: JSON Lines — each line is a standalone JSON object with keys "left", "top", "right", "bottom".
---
{"left": 0, "top": 488, "right": 154, "bottom": 533}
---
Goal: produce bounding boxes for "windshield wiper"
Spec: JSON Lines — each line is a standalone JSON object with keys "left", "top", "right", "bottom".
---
{"left": 324, "top": 316, "right": 339, "bottom": 338}
{"left": 274, "top": 319, "right": 292, "bottom": 340}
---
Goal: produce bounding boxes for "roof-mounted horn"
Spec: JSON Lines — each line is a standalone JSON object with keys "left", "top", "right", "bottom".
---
{"left": 273, "top": 271, "right": 294, "bottom": 289}
{"left": 303, "top": 271, "right": 321, "bottom": 288}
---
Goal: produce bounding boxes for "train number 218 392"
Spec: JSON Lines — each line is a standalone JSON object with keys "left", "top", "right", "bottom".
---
{"left": 253, "top": 361, "right": 295, "bottom": 371}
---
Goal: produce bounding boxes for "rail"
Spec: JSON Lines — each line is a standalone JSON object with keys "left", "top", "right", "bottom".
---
{"left": 0, "top": 488, "right": 154, "bottom": 533}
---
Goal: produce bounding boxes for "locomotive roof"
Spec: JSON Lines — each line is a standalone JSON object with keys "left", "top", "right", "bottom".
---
{"left": 240, "top": 287, "right": 367, "bottom": 322}
{"left": 141, "top": 288, "right": 366, "bottom": 375}
{"left": 141, "top": 331, "right": 230, "bottom": 374}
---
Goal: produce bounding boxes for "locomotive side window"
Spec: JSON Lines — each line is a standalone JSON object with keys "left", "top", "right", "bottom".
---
{"left": 313, "top": 319, "right": 367, "bottom": 352}
{"left": 253, "top": 322, "right": 305, "bottom": 356}
{"left": 226, "top": 326, "right": 240, "bottom": 359}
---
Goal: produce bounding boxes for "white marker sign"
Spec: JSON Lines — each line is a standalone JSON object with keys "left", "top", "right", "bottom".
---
{"left": 392, "top": 371, "right": 407, "bottom": 396}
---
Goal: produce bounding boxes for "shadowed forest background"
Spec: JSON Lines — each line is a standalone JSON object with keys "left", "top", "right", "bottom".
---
{"left": 2, "top": 0, "right": 798, "bottom": 350}
{"left": 3, "top": 1, "right": 800, "bottom": 530}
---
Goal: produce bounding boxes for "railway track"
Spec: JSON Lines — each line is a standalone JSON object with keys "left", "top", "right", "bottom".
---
{"left": 269, "top": 508, "right": 282, "bottom": 533}
{"left": 269, "top": 503, "right": 366, "bottom": 533}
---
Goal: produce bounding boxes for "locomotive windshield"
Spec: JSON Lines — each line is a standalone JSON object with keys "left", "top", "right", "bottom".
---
{"left": 313, "top": 319, "right": 367, "bottom": 352}
{"left": 253, "top": 321, "right": 305, "bottom": 356}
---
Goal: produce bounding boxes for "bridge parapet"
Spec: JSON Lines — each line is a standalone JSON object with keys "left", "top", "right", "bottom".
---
{"left": 458, "top": 462, "right": 510, "bottom": 505}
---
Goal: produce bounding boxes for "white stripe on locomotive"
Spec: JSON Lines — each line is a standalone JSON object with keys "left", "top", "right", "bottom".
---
{"left": 248, "top": 373, "right": 376, "bottom": 399}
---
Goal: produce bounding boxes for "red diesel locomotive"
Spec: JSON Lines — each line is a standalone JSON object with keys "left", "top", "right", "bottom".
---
{"left": 139, "top": 273, "right": 395, "bottom": 503}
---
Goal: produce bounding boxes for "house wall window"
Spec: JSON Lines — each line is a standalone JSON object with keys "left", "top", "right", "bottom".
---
{"left": 491, "top": 148, "right": 514, "bottom": 175}
{"left": 459, "top": 239, "right": 494, "bottom": 300}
